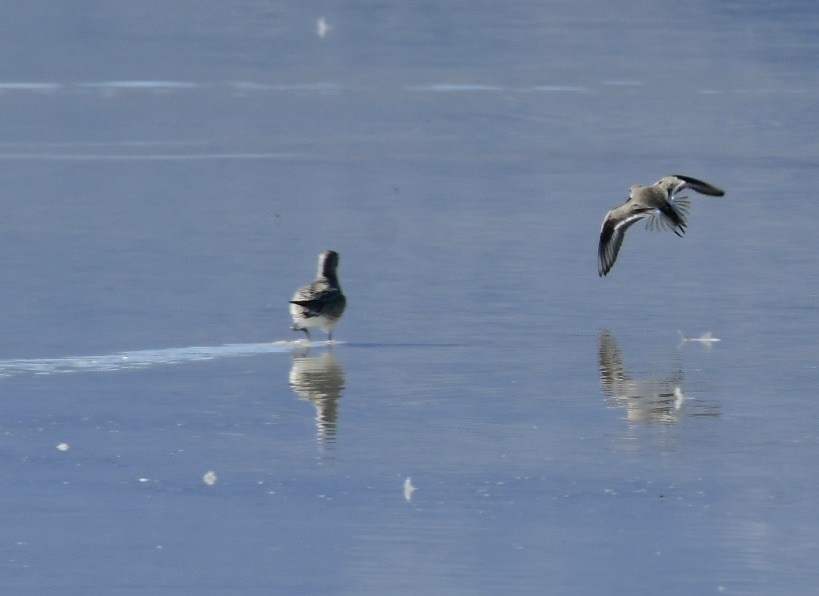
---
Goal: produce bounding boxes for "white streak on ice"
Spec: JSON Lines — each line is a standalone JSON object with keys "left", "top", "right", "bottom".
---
{"left": 0, "top": 341, "right": 325, "bottom": 378}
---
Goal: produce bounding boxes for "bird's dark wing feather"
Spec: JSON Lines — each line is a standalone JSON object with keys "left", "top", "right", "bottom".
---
{"left": 598, "top": 211, "right": 647, "bottom": 277}
{"left": 290, "top": 288, "right": 344, "bottom": 318}
{"left": 671, "top": 174, "right": 725, "bottom": 197}
{"left": 646, "top": 195, "right": 690, "bottom": 234}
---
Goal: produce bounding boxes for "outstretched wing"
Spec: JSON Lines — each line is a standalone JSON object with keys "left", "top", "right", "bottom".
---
{"left": 670, "top": 174, "right": 725, "bottom": 197}
{"left": 598, "top": 208, "right": 647, "bottom": 277}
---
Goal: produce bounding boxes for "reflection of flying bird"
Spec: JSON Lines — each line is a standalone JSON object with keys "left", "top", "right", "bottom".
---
{"left": 598, "top": 175, "right": 725, "bottom": 277}
{"left": 290, "top": 250, "right": 346, "bottom": 341}
{"left": 597, "top": 329, "right": 688, "bottom": 424}
{"left": 289, "top": 349, "right": 345, "bottom": 446}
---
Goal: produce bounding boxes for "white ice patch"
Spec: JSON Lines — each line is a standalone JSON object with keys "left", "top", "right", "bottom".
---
{"left": 0, "top": 341, "right": 334, "bottom": 379}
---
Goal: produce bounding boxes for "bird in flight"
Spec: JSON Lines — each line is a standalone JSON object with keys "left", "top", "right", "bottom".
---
{"left": 598, "top": 174, "right": 725, "bottom": 277}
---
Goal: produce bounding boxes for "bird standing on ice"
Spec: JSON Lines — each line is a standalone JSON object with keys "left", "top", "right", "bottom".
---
{"left": 597, "top": 174, "right": 725, "bottom": 277}
{"left": 290, "top": 250, "right": 346, "bottom": 341}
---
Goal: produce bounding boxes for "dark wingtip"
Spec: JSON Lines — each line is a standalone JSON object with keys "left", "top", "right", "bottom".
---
{"left": 598, "top": 246, "right": 613, "bottom": 277}
{"left": 671, "top": 174, "right": 726, "bottom": 197}
{"left": 598, "top": 236, "right": 610, "bottom": 277}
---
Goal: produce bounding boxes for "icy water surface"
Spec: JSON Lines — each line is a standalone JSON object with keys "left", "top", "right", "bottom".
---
{"left": 0, "top": 1, "right": 817, "bottom": 593}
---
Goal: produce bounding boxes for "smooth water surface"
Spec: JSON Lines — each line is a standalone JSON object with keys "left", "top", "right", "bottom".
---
{"left": 0, "top": 1, "right": 817, "bottom": 593}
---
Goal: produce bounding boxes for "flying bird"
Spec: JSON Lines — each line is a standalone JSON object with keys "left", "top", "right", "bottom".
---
{"left": 290, "top": 250, "right": 347, "bottom": 341}
{"left": 598, "top": 174, "right": 725, "bottom": 277}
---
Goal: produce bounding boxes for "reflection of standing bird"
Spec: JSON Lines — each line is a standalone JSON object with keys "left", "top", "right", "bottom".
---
{"left": 289, "top": 349, "right": 345, "bottom": 446}
{"left": 290, "top": 250, "right": 346, "bottom": 341}
{"left": 598, "top": 175, "right": 725, "bottom": 277}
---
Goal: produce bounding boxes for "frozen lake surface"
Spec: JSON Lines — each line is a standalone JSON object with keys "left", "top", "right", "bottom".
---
{"left": 0, "top": 1, "right": 817, "bottom": 593}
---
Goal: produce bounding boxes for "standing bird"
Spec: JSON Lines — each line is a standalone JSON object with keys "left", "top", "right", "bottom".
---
{"left": 290, "top": 250, "right": 346, "bottom": 341}
{"left": 597, "top": 174, "right": 725, "bottom": 277}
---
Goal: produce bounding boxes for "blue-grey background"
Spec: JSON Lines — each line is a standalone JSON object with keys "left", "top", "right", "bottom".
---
{"left": 0, "top": 1, "right": 817, "bottom": 593}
